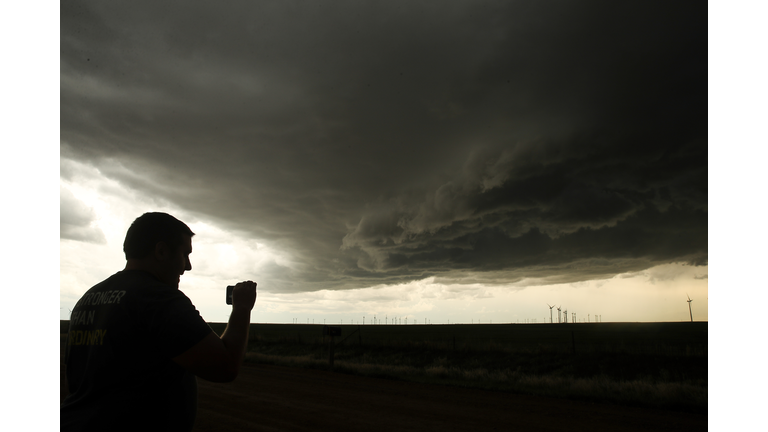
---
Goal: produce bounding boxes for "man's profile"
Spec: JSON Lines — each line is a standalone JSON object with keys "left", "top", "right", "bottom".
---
{"left": 61, "top": 212, "right": 257, "bottom": 432}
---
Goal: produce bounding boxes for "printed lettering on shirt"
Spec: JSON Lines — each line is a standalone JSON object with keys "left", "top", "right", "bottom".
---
{"left": 71, "top": 309, "right": 96, "bottom": 326}
{"left": 68, "top": 329, "right": 108, "bottom": 346}
{"left": 80, "top": 290, "right": 127, "bottom": 307}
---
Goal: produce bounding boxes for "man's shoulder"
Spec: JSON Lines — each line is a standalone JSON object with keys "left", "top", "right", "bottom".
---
{"left": 87, "top": 270, "right": 170, "bottom": 293}
{"left": 76, "top": 270, "right": 184, "bottom": 311}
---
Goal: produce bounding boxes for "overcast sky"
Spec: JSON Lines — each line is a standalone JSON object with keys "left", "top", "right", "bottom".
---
{"left": 58, "top": 0, "right": 708, "bottom": 323}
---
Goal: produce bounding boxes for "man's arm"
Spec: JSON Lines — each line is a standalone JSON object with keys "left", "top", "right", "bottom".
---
{"left": 172, "top": 281, "right": 257, "bottom": 382}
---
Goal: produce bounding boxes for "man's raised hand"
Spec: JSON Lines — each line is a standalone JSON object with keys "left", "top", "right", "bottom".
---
{"left": 232, "top": 281, "right": 257, "bottom": 311}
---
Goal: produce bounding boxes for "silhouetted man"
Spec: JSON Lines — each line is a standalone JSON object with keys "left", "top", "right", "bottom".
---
{"left": 61, "top": 212, "right": 257, "bottom": 431}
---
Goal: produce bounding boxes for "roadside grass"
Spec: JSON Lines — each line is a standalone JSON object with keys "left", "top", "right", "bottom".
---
{"left": 243, "top": 330, "right": 707, "bottom": 413}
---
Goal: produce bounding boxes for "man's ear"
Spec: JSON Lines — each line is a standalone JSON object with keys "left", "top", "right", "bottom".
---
{"left": 153, "top": 241, "right": 170, "bottom": 261}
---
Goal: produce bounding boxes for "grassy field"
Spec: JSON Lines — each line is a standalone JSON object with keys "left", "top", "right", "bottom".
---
{"left": 61, "top": 320, "right": 707, "bottom": 413}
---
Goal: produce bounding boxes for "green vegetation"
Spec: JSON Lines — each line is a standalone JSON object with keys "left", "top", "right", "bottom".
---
{"left": 60, "top": 320, "right": 707, "bottom": 412}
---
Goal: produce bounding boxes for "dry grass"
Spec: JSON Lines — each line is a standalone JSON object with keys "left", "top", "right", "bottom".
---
{"left": 245, "top": 344, "right": 707, "bottom": 413}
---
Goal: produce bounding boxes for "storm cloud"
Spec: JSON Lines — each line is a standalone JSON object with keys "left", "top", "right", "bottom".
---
{"left": 61, "top": 0, "right": 707, "bottom": 292}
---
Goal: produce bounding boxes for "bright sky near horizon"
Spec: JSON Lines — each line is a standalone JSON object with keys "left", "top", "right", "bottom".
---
{"left": 58, "top": 0, "right": 709, "bottom": 324}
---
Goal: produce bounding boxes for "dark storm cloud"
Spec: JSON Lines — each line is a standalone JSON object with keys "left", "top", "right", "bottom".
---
{"left": 61, "top": 0, "right": 707, "bottom": 292}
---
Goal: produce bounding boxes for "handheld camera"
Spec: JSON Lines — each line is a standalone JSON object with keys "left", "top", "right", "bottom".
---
{"left": 226, "top": 285, "right": 235, "bottom": 305}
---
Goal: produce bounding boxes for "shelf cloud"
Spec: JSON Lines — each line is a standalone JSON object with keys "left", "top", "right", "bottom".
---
{"left": 61, "top": 0, "right": 707, "bottom": 294}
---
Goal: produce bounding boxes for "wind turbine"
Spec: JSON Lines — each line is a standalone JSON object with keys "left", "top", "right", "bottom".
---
{"left": 547, "top": 304, "right": 555, "bottom": 323}
{"left": 557, "top": 306, "right": 562, "bottom": 323}
{"left": 687, "top": 294, "right": 693, "bottom": 322}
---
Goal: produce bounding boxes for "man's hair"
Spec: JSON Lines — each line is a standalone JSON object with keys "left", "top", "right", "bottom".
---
{"left": 123, "top": 212, "right": 195, "bottom": 260}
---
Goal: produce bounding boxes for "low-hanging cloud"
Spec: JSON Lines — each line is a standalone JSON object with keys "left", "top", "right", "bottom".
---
{"left": 342, "top": 135, "right": 706, "bottom": 277}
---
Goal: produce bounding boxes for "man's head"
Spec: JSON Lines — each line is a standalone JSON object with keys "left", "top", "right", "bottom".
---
{"left": 123, "top": 212, "right": 195, "bottom": 287}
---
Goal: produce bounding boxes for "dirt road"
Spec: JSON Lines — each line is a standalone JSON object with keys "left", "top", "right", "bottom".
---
{"left": 193, "top": 363, "right": 706, "bottom": 432}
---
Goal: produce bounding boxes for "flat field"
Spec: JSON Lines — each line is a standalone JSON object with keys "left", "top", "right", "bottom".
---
{"left": 223, "top": 321, "right": 707, "bottom": 412}
{"left": 61, "top": 321, "right": 707, "bottom": 414}
{"left": 205, "top": 321, "right": 707, "bottom": 355}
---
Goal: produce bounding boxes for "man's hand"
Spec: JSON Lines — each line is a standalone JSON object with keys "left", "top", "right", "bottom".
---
{"left": 173, "top": 279, "right": 258, "bottom": 382}
{"left": 232, "top": 280, "right": 257, "bottom": 311}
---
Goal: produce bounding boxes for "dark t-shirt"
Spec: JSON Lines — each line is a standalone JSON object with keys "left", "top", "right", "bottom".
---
{"left": 61, "top": 270, "right": 213, "bottom": 432}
